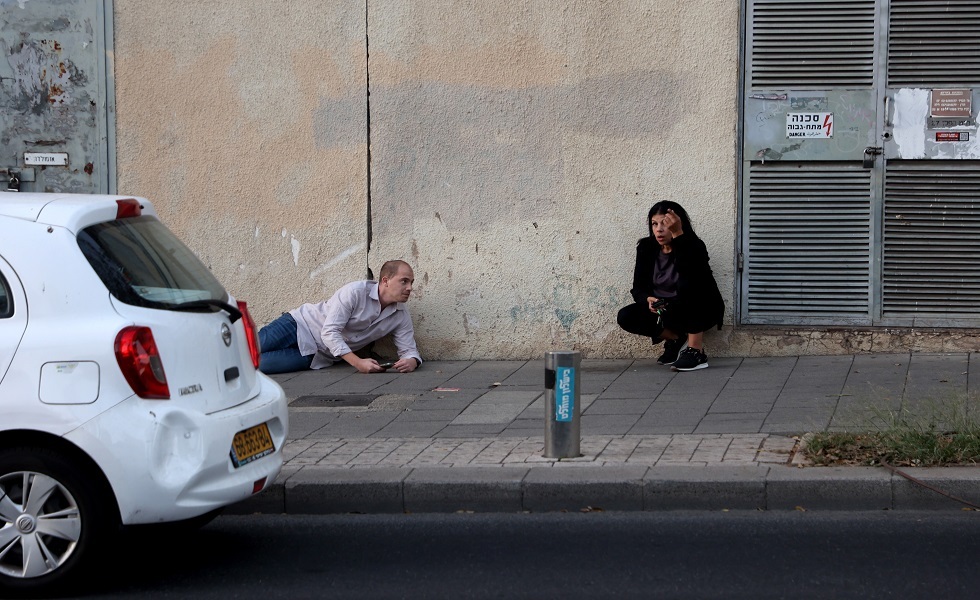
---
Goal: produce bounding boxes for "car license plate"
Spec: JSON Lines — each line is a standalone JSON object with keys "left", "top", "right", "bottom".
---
{"left": 230, "top": 423, "right": 275, "bottom": 468}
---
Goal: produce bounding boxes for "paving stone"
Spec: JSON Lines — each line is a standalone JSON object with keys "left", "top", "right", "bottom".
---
{"left": 581, "top": 413, "right": 642, "bottom": 435}
{"left": 695, "top": 413, "right": 766, "bottom": 434}
{"left": 372, "top": 421, "right": 450, "bottom": 438}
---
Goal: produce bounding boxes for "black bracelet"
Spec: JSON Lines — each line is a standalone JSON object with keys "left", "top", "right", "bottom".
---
{"left": 414, "top": 357, "right": 421, "bottom": 367}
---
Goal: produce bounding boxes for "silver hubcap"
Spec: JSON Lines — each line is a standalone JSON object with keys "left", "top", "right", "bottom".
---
{"left": 0, "top": 471, "right": 81, "bottom": 579}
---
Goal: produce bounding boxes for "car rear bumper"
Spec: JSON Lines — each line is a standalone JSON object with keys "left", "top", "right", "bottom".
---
{"left": 67, "top": 372, "right": 289, "bottom": 524}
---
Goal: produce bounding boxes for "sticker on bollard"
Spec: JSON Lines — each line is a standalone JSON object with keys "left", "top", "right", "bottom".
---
{"left": 544, "top": 351, "right": 581, "bottom": 459}
{"left": 555, "top": 366, "right": 575, "bottom": 422}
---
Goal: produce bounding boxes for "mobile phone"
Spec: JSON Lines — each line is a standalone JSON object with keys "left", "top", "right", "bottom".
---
{"left": 379, "top": 361, "right": 396, "bottom": 369}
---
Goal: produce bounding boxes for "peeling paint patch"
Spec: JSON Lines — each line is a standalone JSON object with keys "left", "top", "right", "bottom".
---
{"left": 893, "top": 88, "right": 929, "bottom": 159}
{"left": 309, "top": 244, "right": 364, "bottom": 280}
{"left": 552, "top": 280, "right": 579, "bottom": 332}
{"left": 456, "top": 288, "right": 482, "bottom": 301}
{"left": 510, "top": 304, "right": 547, "bottom": 324}
{"left": 290, "top": 235, "right": 301, "bottom": 266}
{"left": 4, "top": 38, "right": 79, "bottom": 114}
{"left": 555, "top": 308, "right": 578, "bottom": 332}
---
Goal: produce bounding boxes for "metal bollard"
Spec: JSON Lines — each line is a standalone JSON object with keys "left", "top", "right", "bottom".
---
{"left": 544, "top": 351, "right": 581, "bottom": 458}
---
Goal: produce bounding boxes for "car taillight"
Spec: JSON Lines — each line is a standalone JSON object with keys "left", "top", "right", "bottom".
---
{"left": 237, "top": 300, "right": 261, "bottom": 369}
{"left": 115, "top": 326, "right": 170, "bottom": 399}
{"left": 115, "top": 198, "right": 142, "bottom": 218}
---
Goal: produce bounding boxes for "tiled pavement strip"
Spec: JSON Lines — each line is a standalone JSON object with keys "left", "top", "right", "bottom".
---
{"left": 234, "top": 354, "right": 980, "bottom": 513}
{"left": 275, "top": 353, "right": 976, "bottom": 469}
{"left": 281, "top": 434, "right": 798, "bottom": 469}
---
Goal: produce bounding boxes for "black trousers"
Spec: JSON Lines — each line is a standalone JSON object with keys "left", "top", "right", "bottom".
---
{"left": 617, "top": 302, "right": 666, "bottom": 341}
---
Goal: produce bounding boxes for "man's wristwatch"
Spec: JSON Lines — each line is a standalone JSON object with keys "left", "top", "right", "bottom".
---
{"left": 413, "top": 357, "right": 421, "bottom": 368}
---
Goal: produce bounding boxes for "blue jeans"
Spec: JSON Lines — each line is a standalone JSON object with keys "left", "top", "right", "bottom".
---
{"left": 258, "top": 313, "right": 314, "bottom": 374}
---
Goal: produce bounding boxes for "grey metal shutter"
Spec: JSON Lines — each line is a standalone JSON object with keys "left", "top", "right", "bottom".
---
{"left": 888, "top": 0, "right": 980, "bottom": 86}
{"left": 742, "top": 0, "right": 879, "bottom": 325}
{"left": 880, "top": 1, "right": 980, "bottom": 327}
{"left": 882, "top": 161, "right": 980, "bottom": 324}
{"left": 749, "top": 0, "right": 878, "bottom": 89}
{"left": 745, "top": 163, "right": 873, "bottom": 323}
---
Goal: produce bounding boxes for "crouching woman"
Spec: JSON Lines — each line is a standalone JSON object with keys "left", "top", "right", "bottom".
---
{"left": 617, "top": 201, "right": 724, "bottom": 371}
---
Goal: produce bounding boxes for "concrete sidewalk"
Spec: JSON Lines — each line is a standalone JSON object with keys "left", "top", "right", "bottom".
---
{"left": 234, "top": 353, "right": 980, "bottom": 514}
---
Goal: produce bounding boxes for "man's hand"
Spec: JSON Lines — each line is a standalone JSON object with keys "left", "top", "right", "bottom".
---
{"left": 391, "top": 357, "right": 418, "bottom": 373}
{"left": 342, "top": 353, "right": 417, "bottom": 373}
{"left": 342, "top": 353, "right": 387, "bottom": 374}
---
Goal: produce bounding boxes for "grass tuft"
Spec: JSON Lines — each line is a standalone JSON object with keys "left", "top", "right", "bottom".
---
{"left": 802, "top": 394, "right": 980, "bottom": 467}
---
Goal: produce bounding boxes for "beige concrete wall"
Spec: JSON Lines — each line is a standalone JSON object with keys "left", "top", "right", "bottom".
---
{"left": 112, "top": 0, "right": 742, "bottom": 359}
{"left": 368, "top": 0, "right": 740, "bottom": 359}
{"left": 114, "top": 1, "right": 369, "bottom": 325}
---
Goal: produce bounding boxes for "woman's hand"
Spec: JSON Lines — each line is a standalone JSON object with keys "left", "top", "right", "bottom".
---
{"left": 647, "top": 297, "right": 658, "bottom": 312}
{"left": 663, "top": 209, "right": 684, "bottom": 238}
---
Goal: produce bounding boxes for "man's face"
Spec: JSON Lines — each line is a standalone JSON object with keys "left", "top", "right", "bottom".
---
{"left": 380, "top": 265, "right": 414, "bottom": 304}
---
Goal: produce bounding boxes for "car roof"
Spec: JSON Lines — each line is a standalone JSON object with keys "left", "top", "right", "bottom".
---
{"left": 0, "top": 192, "right": 158, "bottom": 232}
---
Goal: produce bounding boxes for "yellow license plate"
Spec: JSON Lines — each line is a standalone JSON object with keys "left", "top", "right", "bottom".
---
{"left": 230, "top": 423, "right": 275, "bottom": 468}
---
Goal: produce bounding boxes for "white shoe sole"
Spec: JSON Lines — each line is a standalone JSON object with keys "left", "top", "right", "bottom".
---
{"left": 672, "top": 360, "right": 708, "bottom": 372}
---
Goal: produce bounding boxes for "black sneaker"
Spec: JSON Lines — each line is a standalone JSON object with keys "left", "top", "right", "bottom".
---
{"left": 671, "top": 347, "right": 708, "bottom": 371}
{"left": 657, "top": 338, "right": 684, "bottom": 365}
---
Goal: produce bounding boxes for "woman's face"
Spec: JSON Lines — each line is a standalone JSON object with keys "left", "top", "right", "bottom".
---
{"left": 650, "top": 213, "right": 672, "bottom": 246}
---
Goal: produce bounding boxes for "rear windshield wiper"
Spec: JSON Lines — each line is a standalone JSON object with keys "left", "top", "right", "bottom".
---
{"left": 171, "top": 299, "right": 242, "bottom": 323}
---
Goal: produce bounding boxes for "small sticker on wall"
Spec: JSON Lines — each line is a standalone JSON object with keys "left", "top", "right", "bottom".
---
{"left": 24, "top": 152, "right": 68, "bottom": 166}
{"left": 936, "top": 132, "right": 970, "bottom": 142}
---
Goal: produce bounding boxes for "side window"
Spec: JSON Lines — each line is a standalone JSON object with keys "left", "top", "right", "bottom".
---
{"left": 0, "top": 271, "right": 11, "bottom": 319}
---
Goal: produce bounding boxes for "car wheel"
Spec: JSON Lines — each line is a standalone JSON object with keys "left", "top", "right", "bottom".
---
{"left": 0, "top": 447, "right": 113, "bottom": 595}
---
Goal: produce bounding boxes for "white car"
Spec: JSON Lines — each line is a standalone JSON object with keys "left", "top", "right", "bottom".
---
{"left": 0, "top": 193, "right": 288, "bottom": 594}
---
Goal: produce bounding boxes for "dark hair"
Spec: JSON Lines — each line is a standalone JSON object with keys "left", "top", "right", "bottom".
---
{"left": 646, "top": 201, "right": 698, "bottom": 239}
{"left": 379, "top": 260, "right": 411, "bottom": 281}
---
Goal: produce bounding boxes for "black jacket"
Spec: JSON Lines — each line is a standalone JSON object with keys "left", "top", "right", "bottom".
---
{"left": 629, "top": 234, "right": 724, "bottom": 331}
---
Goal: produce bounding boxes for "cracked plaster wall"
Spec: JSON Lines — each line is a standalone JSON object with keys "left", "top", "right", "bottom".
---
{"left": 112, "top": 0, "right": 756, "bottom": 359}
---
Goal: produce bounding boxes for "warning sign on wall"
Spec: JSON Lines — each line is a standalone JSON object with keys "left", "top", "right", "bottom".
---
{"left": 931, "top": 89, "right": 972, "bottom": 118}
{"left": 786, "top": 113, "right": 834, "bottom": 138}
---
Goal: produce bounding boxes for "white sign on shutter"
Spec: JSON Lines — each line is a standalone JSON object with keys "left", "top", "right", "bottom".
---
{"left": 785, "top": 113, "right": 834, "bottom": 138}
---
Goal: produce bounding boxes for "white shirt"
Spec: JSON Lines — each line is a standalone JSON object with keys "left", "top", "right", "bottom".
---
{"left": 289, "top": 280, "right": 422, "bottom": 370}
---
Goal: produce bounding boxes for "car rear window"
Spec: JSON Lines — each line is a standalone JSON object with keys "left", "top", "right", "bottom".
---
{"left": 77, "top": 215, "right": 228, "bottom": 309}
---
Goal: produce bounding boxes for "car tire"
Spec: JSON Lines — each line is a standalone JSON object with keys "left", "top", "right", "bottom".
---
{"left": 0, "top": 446, "right": 115, "bottom": 596}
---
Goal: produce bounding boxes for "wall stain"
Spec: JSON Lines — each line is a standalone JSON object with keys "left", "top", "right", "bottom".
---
{"left": 370, "top": 68, "right": 687, "bottom": 237}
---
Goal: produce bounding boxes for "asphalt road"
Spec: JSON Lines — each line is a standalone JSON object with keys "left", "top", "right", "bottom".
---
{"left": 67, "top": 511, "right": 980, "bottom": 599}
